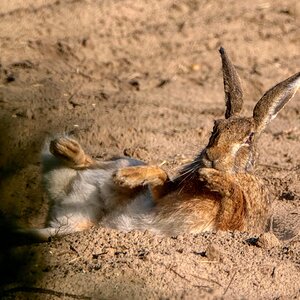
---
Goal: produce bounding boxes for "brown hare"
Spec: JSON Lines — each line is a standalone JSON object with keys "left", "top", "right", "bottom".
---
{"left": 20, "top": 48, "right": 300, "bottom": 241}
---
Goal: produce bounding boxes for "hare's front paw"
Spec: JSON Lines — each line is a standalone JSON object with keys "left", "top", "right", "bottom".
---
{"left": 113, "top": 166, "right": 168, "bottom": 188}
{"left": 113, "top": 167, "right": 147, "bottom": 188}
{"left": 199, "top": 168, "right": 232, "bottom": 197}
{"left": 50, "top": 137, "right": 92, "bottom": 167}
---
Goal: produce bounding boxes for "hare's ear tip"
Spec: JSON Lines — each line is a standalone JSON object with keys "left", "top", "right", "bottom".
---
{"left": 287, "top": 71, "right": 300, "bottom": 88}
{"left": 219, "top": 47, "right": 225, "bottom": 55}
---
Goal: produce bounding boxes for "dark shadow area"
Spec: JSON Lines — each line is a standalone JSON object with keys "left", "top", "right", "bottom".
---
{"left": 0, "top": 212, "right": 40, "bottom": 288}
{"left": 0, "top": 80, "right": 62, "bottom": 295}
{"left": 0, "top": 116, "right": 44, "bottom": 293}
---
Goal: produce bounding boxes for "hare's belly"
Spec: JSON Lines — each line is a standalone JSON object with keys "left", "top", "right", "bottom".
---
{"left": 101, "top": 190, "right": 155, "bottom": 231}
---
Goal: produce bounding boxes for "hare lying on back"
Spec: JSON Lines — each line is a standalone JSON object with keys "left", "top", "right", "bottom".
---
{"left": 21, "top": 48, "right": 300, "bottom": 242}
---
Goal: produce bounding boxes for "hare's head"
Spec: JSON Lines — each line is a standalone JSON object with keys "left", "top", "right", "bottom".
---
{"left": 199, "top": 48, "right": 300, "bottom": 173}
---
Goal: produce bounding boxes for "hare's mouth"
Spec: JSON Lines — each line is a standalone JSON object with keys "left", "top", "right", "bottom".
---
{"left": 200, "top": 152, "right": 235, "bottom": 173}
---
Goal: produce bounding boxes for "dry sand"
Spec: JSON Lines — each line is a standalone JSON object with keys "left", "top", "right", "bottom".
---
{"left": 0, "top": 0, "right": 299, "bottom": 299}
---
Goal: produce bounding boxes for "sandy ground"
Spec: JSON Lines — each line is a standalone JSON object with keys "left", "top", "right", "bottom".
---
{"left": 0, "top": 0, "right": 299, "bottom": 299}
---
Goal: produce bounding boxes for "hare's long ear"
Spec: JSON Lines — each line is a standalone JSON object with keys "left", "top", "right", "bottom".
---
{"left": 253, "top": 72, "right": 300, "bottom": 133}
{"left": 219, "top": 47, "right": 244, "bottom": 119}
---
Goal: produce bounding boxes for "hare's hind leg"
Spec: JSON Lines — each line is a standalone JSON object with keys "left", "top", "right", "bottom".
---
{"left": 15, "top": 227, "right": 71, "bottom": 243}
{"left": 16, "top": 219, "right": 94, "bottom": 243}
{"left": 113, "top": 165, "right": 171, "bottom": 200}
{"left": 50, "top": 137, "right": 94, "bottom": 168}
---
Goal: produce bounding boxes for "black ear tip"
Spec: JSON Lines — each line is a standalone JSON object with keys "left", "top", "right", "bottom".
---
{"left": 219, "top": 47, "right": 225, "bottom": 55}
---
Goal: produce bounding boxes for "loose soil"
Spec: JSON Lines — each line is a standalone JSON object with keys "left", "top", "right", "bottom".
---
{"left": 0, "top": 0, "right": 299, "bottom": 299}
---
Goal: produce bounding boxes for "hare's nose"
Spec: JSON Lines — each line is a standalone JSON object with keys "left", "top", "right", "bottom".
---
{"left": 205, "top": 148, "right": 220, "bottom": 162}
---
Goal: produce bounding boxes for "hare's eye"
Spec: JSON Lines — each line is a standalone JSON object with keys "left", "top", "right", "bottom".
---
{"left": 246, "top": 132, "right": 254, "bottom": 144}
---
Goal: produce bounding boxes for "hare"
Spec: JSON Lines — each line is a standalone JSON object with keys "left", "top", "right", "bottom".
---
{"left": 20, "top": 48, "right": 300, "bottom": 242}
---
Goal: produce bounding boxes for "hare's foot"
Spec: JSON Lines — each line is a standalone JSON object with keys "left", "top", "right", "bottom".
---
{"left": 16, "top": 220, "right": 94, "bottom": 243}
{"left": 50, "top": 137, "right": 93, "bottom": 168}
{"left": 199, "top": 168, "right": 233, "bottom": 197}
{"left": 113, "top": 166, "right": 169, "bottom": 188}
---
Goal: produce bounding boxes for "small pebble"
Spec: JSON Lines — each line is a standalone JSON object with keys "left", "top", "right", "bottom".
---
{"left": 205, "top": 244, "right": 223, "bottom": 262}
{"left": 256, "top": 232, "right": 281, "bottom": 249}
